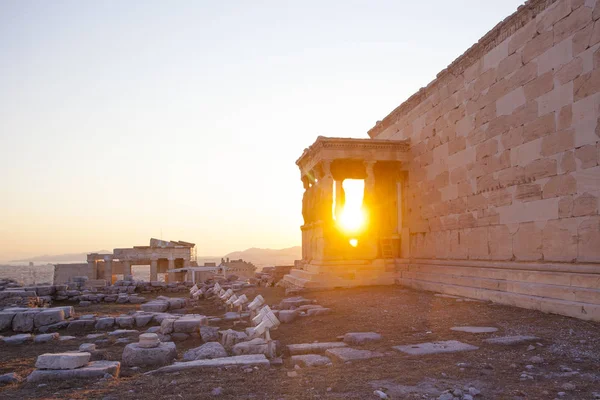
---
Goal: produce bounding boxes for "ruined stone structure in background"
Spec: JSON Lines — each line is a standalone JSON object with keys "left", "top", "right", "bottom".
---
{"left": 284, "top": 0, "right": 600, "bottom": 321}
{"left": 54, "top": 239, "right": 196, "bottom": 284}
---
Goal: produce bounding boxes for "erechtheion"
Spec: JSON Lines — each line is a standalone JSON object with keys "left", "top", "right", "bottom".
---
{"left": 283, "top": 0, "right": 600, "bottom": 322}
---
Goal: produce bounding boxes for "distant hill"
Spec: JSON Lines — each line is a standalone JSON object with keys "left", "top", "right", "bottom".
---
{"left": 222, "top": 246, "right": 301, "bottom": 268}
{"left": 11, "top": 246, "right": 302, "bottom": 268}
{"left": 11, "top": 251, "right": 110, "bottom": 263}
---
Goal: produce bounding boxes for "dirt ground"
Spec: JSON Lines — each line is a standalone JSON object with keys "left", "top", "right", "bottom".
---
{"left": 1, "top": 285, "right": 599, "bottom": 399}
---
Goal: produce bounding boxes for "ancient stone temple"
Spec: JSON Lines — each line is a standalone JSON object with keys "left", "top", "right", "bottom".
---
{"left": 284, "top": 0, "right": 600, "bottom": 322}
{"left": 54, "top": 239, "right": 196, "bottom": 284}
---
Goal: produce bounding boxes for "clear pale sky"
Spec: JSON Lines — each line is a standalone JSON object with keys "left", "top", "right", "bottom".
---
{"left": 0, "top": 0, "right": 523, "bottom": 261}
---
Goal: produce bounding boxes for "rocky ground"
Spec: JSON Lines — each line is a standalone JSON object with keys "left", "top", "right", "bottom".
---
{"left": 0, "top": 285, "right": 599, "bottom": 399}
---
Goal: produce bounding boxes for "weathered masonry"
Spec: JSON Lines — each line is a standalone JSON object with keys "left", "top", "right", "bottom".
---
{"left": 54, "top": 238, "right": 196, "bottom": 284}
{"left": 284, "top": 0, "right": 600, "bottom": 322}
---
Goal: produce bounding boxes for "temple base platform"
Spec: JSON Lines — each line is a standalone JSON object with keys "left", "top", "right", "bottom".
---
{"left": 281, "top": 259, "right": 397, "bottom": 289}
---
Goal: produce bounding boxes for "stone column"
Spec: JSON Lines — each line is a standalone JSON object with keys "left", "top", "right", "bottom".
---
{"left": 123, "top": 260, "right": 132, "bottom": 278}
{"left": 103, "top": 256, "right": 113, "bottom": 284}
{"left": 167, "top": 257, "right": 175, "bottom": 283}
{"left": 87, "top": 260, "right": 97, "bottom": 279}
{"left": 364, "top": 161, "right": 376, "bottom": 201}
{"left": 150, "top": 257, "right": 158, "bottom": 282}
{"left": 319, "top": 161, "right": 334, "bottom": 223}
{"left": 334, "top": 179, "right": 345, "bottom": 220}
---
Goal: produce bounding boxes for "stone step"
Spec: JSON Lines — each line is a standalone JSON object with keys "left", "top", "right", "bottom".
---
{"left": 406, "top": 263, "right": 600, "bottom": 289}
{"left": 397, "top": 277, "right": 600, "bottom": 322}
{"left": 401, "top": 269, "right": 600, "bottom": 304}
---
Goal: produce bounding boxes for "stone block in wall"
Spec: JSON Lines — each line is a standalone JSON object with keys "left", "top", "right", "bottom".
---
{"left": 508, "top": 19, "right": 537, "bottom": 55}
{"left": 509, "top": 61, "right": 538, "bottom": 89}
{"left": 542, "top": 218, "right": 580, "bottom": 262}
{"left": 513, "top": 222, "right": 543, "bottom": 261}
{"left": 574, "top": 165, "right": 600, "bottom": 193}
{"left": 574, "top": 69, "right": 600, "bottom": 101}
{"left": 541, "top": 129, "right": 575, "bottom": 156}
{"left": 483, "top": 38, "right": 509, "bottom": 72}
{"left": 523, "top": 113, "right": 556, "bottom": 144}
{"left": 575, "top": 144, "right": 599, "bottom": 168}
{"left": 578, "top": 216, "right": 600, "bottom": 261}
{"left": 498, "top": 52, "right": 523, "bottom": 78}
{"left": 448, "top": 230, "right": 468, "bottom": 259}
{"left": 511, "top": 138, "right": 543, "bottom": 167}
{"left": 523, "top": 31, "right": 554, "bottom": 63}
{"left": 475, "top": 208, "right": 500, "bottom": 227}
{"left": 553, "top": 5, "right": 593, "bottom": 45}
{"left": 498, "top": 197, "right": 560, "bottom": 224}
{"left": 574, "top": 23, "right": 594, "bottom": 56}
{"left": 538, "top": 36, "right": 574, "bottom": 76}
{"left": 524, "top": 157, "right": 558, "bottom": 180}
{"left": 516, "top": 183, "right": 543, "bottom": 202}
{"left": 489, "top": 225, "right": 513, "bottom": 260}
{"left": 524, "top": 71, "right": 554, "bottom": 101}
{"left": 467, "top": 227, "right": 489, "bottom": 260}
{"left": 535, "top": 0, "right": 572, "bottom": 33}
{"left": 573, "top": 192, "right": 599, "bottom": 216}
{"left": 497, "top": 87, "right": 526, "bottom": 116}
{"left": 542, "top": 174, "right": 577, "bottom": 198}
{"left": 501, "top": 126, "right": 525, "bottom": 150}
{"left": 539, "top": 81, "right": 574, "bottom": 116}
{"left": 561, "top": 150, "right": 577, "bottom": 173}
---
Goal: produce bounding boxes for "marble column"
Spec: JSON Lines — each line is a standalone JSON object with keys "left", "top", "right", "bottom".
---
{"left": 319, "top": 161, "right": 334, "bottom": 223}
{"left": 334, "top": 179, "right": 345, "bottom": 220}
{"left": 103, "top": 257, "right": 113, "bottom": 284}
{"left": 150, "top": 258, "right": 158, "bottom": 282}
{"left": 123, "top": 261, "right": 132, "bottom": 278}
{"left": 87, "top": 260, "right": 97, "bottom": 279}
{"left": 167, "top": 258, "right": 175, "bottom": 283}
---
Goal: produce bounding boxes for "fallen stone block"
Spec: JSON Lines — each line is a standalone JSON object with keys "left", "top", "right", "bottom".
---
{"left": 146, "top": 354, "right": 270, "bottom": 374}
{"left": 160, "top": 318, "right": 176, "bottom": 334}
{"left": 231, "top": 338, "right": 274, "bottom": 357}
{"left": 291, "top": 354, "right": 331, "bottom": 367}
{"left": 108, "top": 329, "right": 139, "bottom": 338}
{"left": 280, "top": 297, "right": 312, "bottom": 310}
{"left": 27, "top": 360, "right": 120, "bottom": 382}
{"left": 0, "top": 311, "right": 16, "bottom": 331}
{"left": 343, "top": 332, "right": 382, "bottom": 345}
{"left": 35, "top": 352, "right": 90, "bottom": 370}
{"left": 115, "top": 316, "right": 135, "bottom": 329}
{"left": 134, "top": 314, "right": 154, "bottom": 328}
{"left": 173, "top": 315, "right": 207, "bottom": 333}
{"left": 12, "top": 311, "right": 39, "bottom": 332}
{"left": 393, "top": 340, "right": 479, "bottom": 355}
{"left": 171, "top": 332, "right": 189, "bottom": 342}
{"left": 3, "top": 333, "right": 33, "bottom": 345}
{"left": 287, "top": 342, "right": 347, "bottom": 355}
{"left": 67, "top": 319, "right": 96, "bottom": 334}
{"left": 483, "top": 336, "right": 539, "bottom": 345}
{"left": 38, "top": 321, "right": 69, "bottom": 333}
{"left": 325, "top": 347, "right": 384, "bottom": 362}
{"left": 55, "top": 306, "right": 75, "bottom": 319}
{"left": 451, "top": 326, "right": 498, "bottom": 333}
{"left": 183, "top": 342, "right": 228, "bottom": 361}
{"left": 34, "top": 309, "right": 65, "bottom": 328}
{"left": 34, "top": 333, "right": 60, "bottom": 343}
{"left": 95, "top": 317, "right": 115, "bottom": 330}
{"left": 200, "top": 326, "right": 219, "bottom": 342}
{"left": 307, "top": 308, "right": 332, "bottom": 317}
{"left": 140, "top": 301, "right": 169, "bottom": 313}
{"left": 0, "top": 372, "right": 22, "bottom": 385}
{"left": 59, "top": 335, "right": 77, "bottom": 341}
{"left": 278, "top": 310, "right": 298, "bottom": 324}
{"left": 122, "top": 342, "right": 177, "bottom": 367}
{"left": 220, "top": 329, "right": 249, "bottom": 349}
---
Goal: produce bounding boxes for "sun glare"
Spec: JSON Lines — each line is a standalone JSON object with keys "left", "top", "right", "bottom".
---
{"left": 349, "top": 238, "right": 358, "bottom": 247}
{"left": 336, "top": 179, "right": 365, "bottom": 233}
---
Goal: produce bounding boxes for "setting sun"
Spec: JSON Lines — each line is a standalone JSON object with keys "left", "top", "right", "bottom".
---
{"left": 335, "top": 179, "right": 366, "bottom": 234}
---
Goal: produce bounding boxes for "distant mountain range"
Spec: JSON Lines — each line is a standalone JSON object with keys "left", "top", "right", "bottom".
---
{"left": 11, "top": 246, "right": 302, "bottom": 268}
